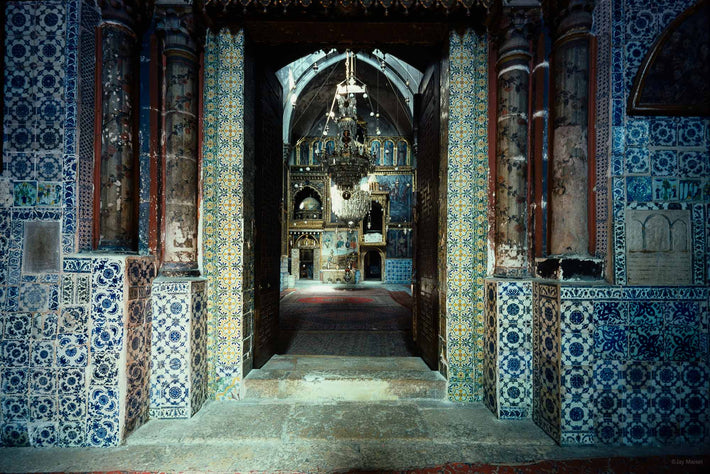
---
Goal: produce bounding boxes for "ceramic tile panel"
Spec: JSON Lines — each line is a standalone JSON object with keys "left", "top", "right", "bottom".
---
{"left": 1, "top": 0, "right": 82, "bottom": 448}
{"left": 484, "top": 279, "right": 532, "bottom": 419}
{"left": 445, "top": 29, "right": 489, "bottom": 402}
{"left": 558, "top": 283, "right": 709, "bottom": 447}
{"left": 532, "top": 282, "right": 561, "bottom": 443}
{"left": 608, "top": 0, "right": 710, "bottom": 286}
{"left": 384, "top": 258, "right": 412, "bottom": 284}
{"left": 150, "top": 278, "right": 208, "bottom": 419}
{"left": 202, "top": 29, "right": 246, "bottom": 400}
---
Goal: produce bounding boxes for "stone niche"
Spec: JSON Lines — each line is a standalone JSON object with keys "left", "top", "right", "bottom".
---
{"left": 625, "top": 209, "right": 691, "bottom": 285}
{"left": 23, "top": 221, "right": 61, "bottom": 273}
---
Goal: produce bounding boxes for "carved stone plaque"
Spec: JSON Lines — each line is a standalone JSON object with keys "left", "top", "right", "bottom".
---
{"left": 23, "top": 221, "right": 61, "bottom": 273}
{"left": 626, "top": 209, "right": 691, "bottom": 285}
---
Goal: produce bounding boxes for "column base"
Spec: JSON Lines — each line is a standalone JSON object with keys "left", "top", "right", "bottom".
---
{"left": 159, "top": 262, "right": 200, "bottom": 277}
{"left": 150, "top": 276, "right": 208, "bottom": 419}
{"left": 483, "top": 278, "right": 533, "bottom": 420}
{"left": 534, "top": 257, "right": 603, "bottom": 281}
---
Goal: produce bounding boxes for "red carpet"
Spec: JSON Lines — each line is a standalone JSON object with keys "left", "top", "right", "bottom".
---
{"left": 297, "top": 296, "right": 375, "bottom": 304}
{"left": 280, "top": 288, "right": 410, "bottom": 331}
{"left": 31, "top": 455, "right": 710, "bottom": 473}
{"left": 389, "top": 291, "right": 413, "bottom": 309}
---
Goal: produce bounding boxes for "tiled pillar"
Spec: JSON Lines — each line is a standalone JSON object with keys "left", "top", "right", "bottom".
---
{"left": 493, "top": 9, "right": 534, "bottom": 277}
{"left": 483, "top": 279, "right": 533, "bottom": 419}
{"left": 156, "top": 5, "right": 200, "bottom": 276}
{"left": 59, "top": 255, "right": 155, "bottom": 447}
{"left": 95, "top": 0, "right": 145, "bottom": 250}
{"left": 150, "top": 278, "right": 208, "bottom": 418}
{"left": 548, "top": 0, "right": 593, "bottom": 256}
{"left": 532, "top": 281, "right": 596, "bottom": 445}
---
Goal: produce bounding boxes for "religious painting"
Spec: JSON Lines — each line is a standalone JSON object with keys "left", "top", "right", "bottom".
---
{"left": 370, "top": 140, "right": 381, "bottom": 165}
{"left": 386, "top": 229, "right": 412, "bottom": 258}
{"left": 321, "top": 230, "right": 359, "bottom": 270}
{"left": 397, "top": 140, "right": 408, "bottom": 166}
{"left": 375, "top": 174, "right": 413, "bottom": 222}
{"left": 383, "top": 140, "right": 394, "bottom": 165}
{"left": 299, "top": 142, "right": 309, "bottom": 165}
{"left": 312, "top": 140, "right": 322, "bottom": 164}
{"left": 325, "top": 139, "right": 335, "bottom": 155}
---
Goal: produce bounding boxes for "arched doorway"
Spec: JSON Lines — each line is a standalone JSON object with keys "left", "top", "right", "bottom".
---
{"left": 364, "top": 249, "right": 383, "bottom": 280}
{"left": 203, "top": 23, "right": 491, "bottom": 401}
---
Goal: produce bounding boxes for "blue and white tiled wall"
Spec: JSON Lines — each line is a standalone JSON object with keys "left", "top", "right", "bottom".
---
{"left": 2, "top": 254, "right": 156, "bottom": 447}
{"left": 150, "top": 278, "right": 208, "bottom": 419}
{"left": 385, "top": 259, "right": 412, "bottom": 284}
{"left": 609, "top": 0, "right": 710, "bottom": 285}
{"left": 484, "top": 280, "right": 532, "bottom": 419}
{"left": 533, "top": 283, "right": 709, "bottom": 446}
{"left": 1, "top": 0, "right": 159, "bottom": 447}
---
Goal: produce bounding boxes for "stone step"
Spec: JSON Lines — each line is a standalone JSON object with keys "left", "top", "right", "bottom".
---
{"left": 240, "top": 355, "right": 447, "bottom": 401}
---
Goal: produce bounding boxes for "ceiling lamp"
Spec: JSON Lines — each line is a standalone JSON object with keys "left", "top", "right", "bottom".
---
{"left": 322, "top": 51, "right": 377, "bottom": 226}
{"left": 330, "top": 183, "right": 371, "bottom": 228}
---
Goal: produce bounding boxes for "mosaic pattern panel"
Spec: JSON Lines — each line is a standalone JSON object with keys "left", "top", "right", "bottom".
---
{"left": 445, "top": 29, "right": 489, "bottom": 402}
{"left": 608, "top": 0, "right": 709, "bottom": 285}
{"left": 202, "top": 29, "right": 246, "bottom": 399}
{"left": 1, "top": 254, "right": 154, "bottom": 448}
{"left": 150, "top": 278, "right": 208, "bottom": 419}
{"left": 532, "top": 283, "right": 709, "bottom": 447}
{"left": 563, "top": 285, "right": 710, "bottom": 447}
{"left": 384, "top": 259, "right": 412, "bottom": 284}
{"left": 532, "top": 282, "right": 561, "bottom": 443}
{"left": 484, "top": 280, "right": 532, "bottom": 419}
{"left": 1, "top": 0, "right": 83, "bottom": 448}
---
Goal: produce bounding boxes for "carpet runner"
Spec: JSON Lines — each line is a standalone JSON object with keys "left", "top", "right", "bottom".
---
{"left": 278, "top": 286, "right": 416, "bottom": 356}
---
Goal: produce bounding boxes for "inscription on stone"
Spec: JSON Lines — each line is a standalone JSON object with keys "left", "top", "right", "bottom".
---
{"left": 23, "top": 221, "right": 61, "bottom": 273}
{"left": 626, "top": 209, "right": 691, "bottom": 285}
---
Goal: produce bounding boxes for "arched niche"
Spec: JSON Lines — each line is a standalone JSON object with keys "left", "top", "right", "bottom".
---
{"left": 628, "top": 0, "right": 710, "bottom": 116}
{"left": 293, "top": 186, "right": 323, "bottom": 221}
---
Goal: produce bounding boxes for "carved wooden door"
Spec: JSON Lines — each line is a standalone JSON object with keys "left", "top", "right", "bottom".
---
{"left": 253, "top": 59, "right": 283, "bottom": 369}
{"left": 414, "top": 62, "right": 441, "bottom": 370}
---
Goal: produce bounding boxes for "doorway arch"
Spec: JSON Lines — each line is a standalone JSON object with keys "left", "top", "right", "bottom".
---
{"left": 201, "top": 28, "right": 490, "bottom": 403}
{"left": 362, "top": 249, "right": 385, "bottom": 281}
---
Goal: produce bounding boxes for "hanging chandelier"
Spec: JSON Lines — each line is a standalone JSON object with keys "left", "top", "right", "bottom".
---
{"left": 322, "top": 51, "right": 377, "bottom": 226}
{"left": 330, "top": 184, "right": 372, "bottom": 228}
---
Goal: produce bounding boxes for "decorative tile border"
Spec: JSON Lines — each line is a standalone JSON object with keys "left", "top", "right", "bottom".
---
{"left": 202, "top": 29, "right": 246, "bottom": 399}
{"left": 445, "top": 29, "right": 489, "bottom": 402}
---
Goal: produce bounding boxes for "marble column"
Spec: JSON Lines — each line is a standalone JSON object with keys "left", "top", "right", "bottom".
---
{"left": 494, "top": 10, "right": 533, "bottom": 277}
{"left": 96, "top": 1, "right": 144, "bottom": 250}
{"left": 157, "top": 6, "right": 200, "bottom": 276}
{"left": 548, "top": 0, "right": 593, "bottom": 256}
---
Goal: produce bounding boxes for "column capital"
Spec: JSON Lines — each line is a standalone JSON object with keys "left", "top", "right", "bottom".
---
{"left": 155, "top": 4, "right": 202, "bottom": 54}
{"left": 548, "top": 0, "right": 594, "bottom": 40}
{"left": 493, "top": 6, "right": 540, "bottom": 60}
{"left": 98, "top": 0, "right": 154, "bottom": 32}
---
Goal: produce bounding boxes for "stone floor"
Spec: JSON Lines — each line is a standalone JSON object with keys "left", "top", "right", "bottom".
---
{"left": 2, "top": 398, "right": 709, "bottom": 472}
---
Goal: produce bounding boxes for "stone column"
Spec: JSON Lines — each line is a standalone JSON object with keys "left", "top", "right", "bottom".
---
{"left": 96, "top": 1, "right": 145, "bottom": 250}
{"left": 157, "top": 6, "right": 200, "bottom": 275}
{"left": 494, "top": 9, "right": 534, "bottom": 277}
{"left": 548, "top": 0, "right": 593, "bottom": 256}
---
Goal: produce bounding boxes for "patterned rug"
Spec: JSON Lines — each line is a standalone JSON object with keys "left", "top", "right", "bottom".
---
{"left": 33, "top": 455, "right": 710, "bottom": 473}
{"left": 280, "top": 287, "right": 410, "bottom": 331}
